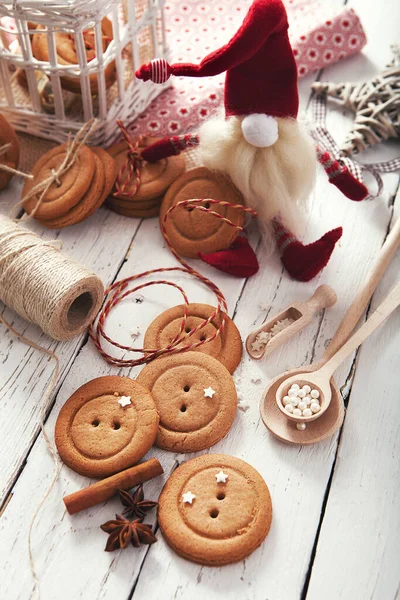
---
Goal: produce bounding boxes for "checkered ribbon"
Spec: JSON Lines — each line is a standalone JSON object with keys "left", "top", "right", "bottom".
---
{"left": 311, "top": 94, "right": 400, "bottom": 199}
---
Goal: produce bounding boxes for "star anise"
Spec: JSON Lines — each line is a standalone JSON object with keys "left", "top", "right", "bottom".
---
{"left": 100, "top": 515, "right": 157, "bottom": 552}
{"left": 118, "top": 485, "right": 158, "bottom": 520}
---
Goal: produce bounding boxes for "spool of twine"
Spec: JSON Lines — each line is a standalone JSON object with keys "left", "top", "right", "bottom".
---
{"left": 0, "top": 214, "right": 104, "bottom": 340}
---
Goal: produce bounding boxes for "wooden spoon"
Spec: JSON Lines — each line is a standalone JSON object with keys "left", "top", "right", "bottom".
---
{"left": 246, "top": 285, "right": 337, "bottom": 359}
{"left": 276, "top": 281, "right": 400, "bottom": 426}
{"left": 260, "top": 215, "right": 400, "bottom": 445}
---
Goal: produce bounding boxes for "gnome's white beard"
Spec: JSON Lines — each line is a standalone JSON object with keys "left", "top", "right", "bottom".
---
{"left": 198, "top": 112, "right": 317, "bottom": 249}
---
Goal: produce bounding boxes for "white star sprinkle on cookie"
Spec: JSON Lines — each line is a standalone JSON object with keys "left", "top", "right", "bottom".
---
{"left": 182, "top": 491, "right": 196, "bottom": 504}
{"left": 215, "top": 470, "right": 228, "bottom": 483}
{"left": 118, "top": 395, "right": 132, "bottom": 407}
{"left": 203, "top": 386, "right": 215, "bottom": 398}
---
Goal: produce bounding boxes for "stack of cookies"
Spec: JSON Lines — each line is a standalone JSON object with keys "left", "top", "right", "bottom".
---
{"left": 22, "top": 144, "right": 116, "bottom": 229}
{"left": 0, "top": 114, "right": 20, "bottom": 191}
{"left": 106, "top": 136, "right": 186, "bottom": 219}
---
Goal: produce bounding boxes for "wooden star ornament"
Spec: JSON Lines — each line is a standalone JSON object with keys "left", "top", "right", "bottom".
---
{"left": 312, "top": 45, "right": 400, "bottom": 156}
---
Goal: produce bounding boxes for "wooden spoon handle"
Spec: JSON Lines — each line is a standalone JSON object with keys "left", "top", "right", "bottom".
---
{"left": 322, "top": 217, "right": 400, "bottom": 362}
{"left": 320, "top": 281, "right": 400, "bottom": 379}
{"left": 305, "top": 285, "right": 337, "bottom": 313}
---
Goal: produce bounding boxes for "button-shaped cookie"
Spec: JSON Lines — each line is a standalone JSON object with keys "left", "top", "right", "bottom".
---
{"left": 158, "top": 454, "right": 272, "bottom": 565}
{"left": 136, "top": 352, "right": 237, "bottom": 453}
{"left": 32, "top": 18, "right": 116, "bottom": 94}
{"left": 108, "top": 136, "right": 185, "bottom": 202}
{"left": 55, "top": 376, "right": 159, "bottom": 477}
{"left": 22, "top": 143, "right": 96, "bottom": 220}
{"left": 0, "top": 114, "right": 20, "bottom": 191}
{"left": 159, "top": 167, "right": 245, "bottom": 258}
{"left": 144, "top": 303, "right": 242, "bottom": 374}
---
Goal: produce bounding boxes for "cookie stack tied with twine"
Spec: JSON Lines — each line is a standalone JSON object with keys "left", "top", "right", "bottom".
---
{"left": 106, "top": 121, "right": 186, "bottom": 218}
{"left": 21, "top": 120, "right": 116, "bottom": 229}
{"left": 0, "top": 114, "right": 20, "bottom": 191}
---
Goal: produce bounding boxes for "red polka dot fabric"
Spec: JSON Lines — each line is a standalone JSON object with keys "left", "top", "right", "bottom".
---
{"left": 131, "top": 0, "right": 366, "bottom": 136}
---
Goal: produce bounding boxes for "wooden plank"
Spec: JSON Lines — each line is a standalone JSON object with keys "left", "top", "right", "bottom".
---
{"left": 306, "top": 194, "right": 400, "bottom": 600}
{"left": 0, "top": 180, "right": 143, "bottom": 504}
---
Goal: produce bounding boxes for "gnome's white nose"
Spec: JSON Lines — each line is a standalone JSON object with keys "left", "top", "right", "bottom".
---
{"left": 241, "top": 113, "right": 279, "bottom": 147}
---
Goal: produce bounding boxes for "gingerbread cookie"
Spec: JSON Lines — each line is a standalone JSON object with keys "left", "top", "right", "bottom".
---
{"left": 107, "top": 136, "right": 185, "bottom": 219}
{"left": 41, "top": 147, "right": 116, "bottom": 228}
{"left": 0, "top": 114, "right": 20, "bottom": 191}
{"left": 106, "top": 202, "right": 161, "bottom": 219}
{"left": 159, "top": 167, "right": 245, "bottom": 258}
{"left": 32, "top": 18, "right": 116, "bottom": 94}
{"left": 55, "top": 376, "right": 159, "bottom": 477}
{"left": 22, "top": 143, "right": 95, "bottom": 220}
{"left": 144, "top": 303, "right": 242, "bottom": 374}
{"left": 136, "top": 352, "right": 237, "bottom": 453}
{"left": 158, "top": 454, "right": 272, "bottom": 565}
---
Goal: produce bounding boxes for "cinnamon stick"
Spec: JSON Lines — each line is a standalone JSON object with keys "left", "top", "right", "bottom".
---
{"left": 63, "top": 458, "right": 163, "bottom": 515}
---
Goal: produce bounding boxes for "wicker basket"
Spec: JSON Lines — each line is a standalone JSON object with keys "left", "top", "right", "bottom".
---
{"left": 0, "top": 0, "right": 170, "bottom": 145}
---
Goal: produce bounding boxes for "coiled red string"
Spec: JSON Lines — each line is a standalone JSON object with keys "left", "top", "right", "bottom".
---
{"left": 89, "top": 198, "right": 257, "bottom": 367}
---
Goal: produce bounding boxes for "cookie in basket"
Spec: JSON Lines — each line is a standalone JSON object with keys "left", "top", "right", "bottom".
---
{"left": 136, "top": 352, "right": 237, "bottom": 453}
{"left": 158, "top": 454, "right": 272, "bottom": 565}
{"left": 32, "top": 18, "right": 116, "bottom": 94}
{"left": 144, "top": 303, "right": 242, "bottom": 374}
{"left": 22, "top": 144, "right": 116, "bottom": 228}
{"left": 55, "top": 376, "right": 159, "bottom": 478}
{"left": 159, "top": 167, "right": 245, "bottom": 258}
{"left": 106, "top": 136, "right": 185, "bottom": 218}
{"left": 0, "top": 114, "right": 20, "bottom": 191}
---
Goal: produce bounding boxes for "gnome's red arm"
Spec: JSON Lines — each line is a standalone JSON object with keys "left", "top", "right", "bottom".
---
{"left": 136, "top": 0, "right": 285, "bottom": 81}
{"left": 141, "top": 135, "right": 367, "bottom": 201}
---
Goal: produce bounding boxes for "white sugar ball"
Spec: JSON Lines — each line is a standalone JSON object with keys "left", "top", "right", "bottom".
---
{"left": 302, "top": 408, "right": 312, "bottom": 417}
{"left": 298, "top": 401, "right": 306, "bottom": 411}
{"left": 288, "top": 389, "right": 298, "bottom": 397}
{"left": 282, "top": 395, "right": 291, "bottom": 406}
{"left": 304, "top": 396, "right": 311, "bottom": 406}
{"left": 289, "top": 397, "right": 299, "bottom": 406}
{"left": 311, "top": 389, "right": 320, "bottom": 399}
{"left": 285, "top": 404, "right": 294, "bottom": 413}
{"left": 311, "top": 402, "right": 321, "bottom": 413}
{"left": 290, "top": 384, "right": 300, "bottom": 392}
{"left": 297, "top": 389, "right": 306, "bottom": 398}
{"left": 293, "top": 408, "right": 302, "bottom": 416}
{"left": 302, "top": 385, "right": 311, "bottom": 394}
{"left": 296, "top": 423, "right": 306, "bottom": 431}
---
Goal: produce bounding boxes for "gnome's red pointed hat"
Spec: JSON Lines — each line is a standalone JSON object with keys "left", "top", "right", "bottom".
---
{"left": 136, "top": 0, "right": 299, "bottom": 121}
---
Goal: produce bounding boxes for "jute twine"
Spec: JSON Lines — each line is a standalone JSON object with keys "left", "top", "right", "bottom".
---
{"left": 0, "top": 143, "right": 33, "bottom": 179}
{"left": 0, "top": 214, "right": 104, "bottom": 340}
{"left": 14, "top": 118, "right": 98, "bottom": 220}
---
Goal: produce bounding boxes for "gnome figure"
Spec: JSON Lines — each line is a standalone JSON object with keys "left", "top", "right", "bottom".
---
{"left": 136, "top": 0, "right": 367, "bottom": 281}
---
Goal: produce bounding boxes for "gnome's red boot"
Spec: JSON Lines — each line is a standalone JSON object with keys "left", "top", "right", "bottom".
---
{"left": 273, "top": 219, "right": 342, "bottom": 282}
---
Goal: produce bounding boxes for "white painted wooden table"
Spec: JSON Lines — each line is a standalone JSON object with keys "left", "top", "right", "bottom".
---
{"left": 1, "top": 1, "right": 399, "bottom": 598}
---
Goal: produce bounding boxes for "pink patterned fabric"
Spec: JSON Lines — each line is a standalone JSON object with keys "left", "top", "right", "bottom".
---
{"left": 131, "top": 0, "right": 367, "bottom": 136}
